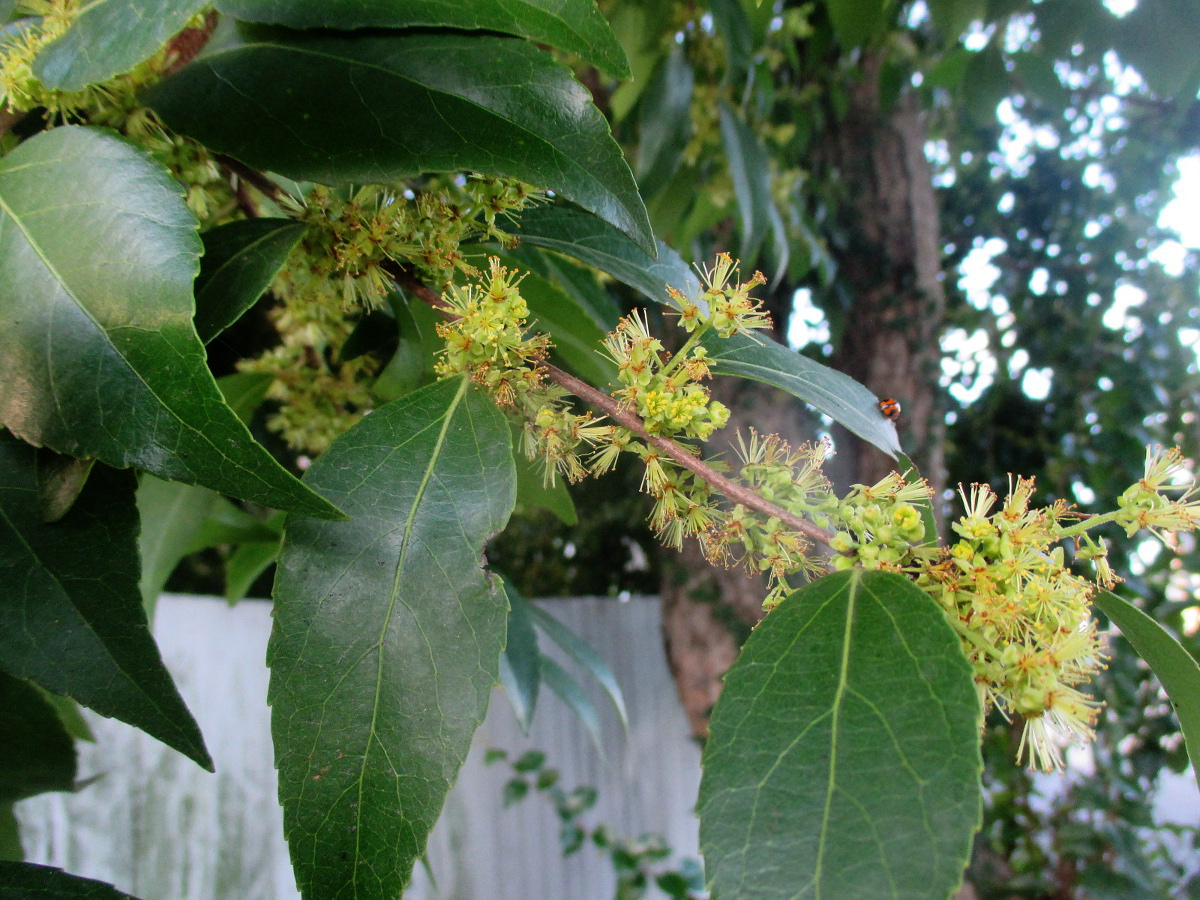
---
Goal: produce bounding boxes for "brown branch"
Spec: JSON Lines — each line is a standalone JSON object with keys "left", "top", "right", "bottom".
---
{"left": 383, "top": 266, "right": 836, "bottom": 546}
{"left": 545, "top": 364, "right": 835, "bottom": 547}
{"left": 216, "top": 154, "right": 290, "bottom": 205}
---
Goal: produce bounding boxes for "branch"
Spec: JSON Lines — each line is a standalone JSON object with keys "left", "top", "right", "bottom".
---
{"left": 387, "top": 261, "right": 834, "bottom": 547}
{"left": 545, "top": 364, "right": 835, "bottom": 546}
{"left": 217, "top": 154, "right": 290, "bottom": 205}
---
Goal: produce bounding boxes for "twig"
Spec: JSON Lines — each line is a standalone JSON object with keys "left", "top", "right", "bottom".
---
{"left": 217, "top": 154, "right": 290, "bottom": 204}
{"left": 545, "top": 364, "right": 835, "bottom": 546}
{"left": 388, "top": 262, "right": 834, "bottom": 547}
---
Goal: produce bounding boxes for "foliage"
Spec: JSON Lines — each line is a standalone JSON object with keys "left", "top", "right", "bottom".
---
{"left": 2, "top": 1, "right": 1199, "bottom": 899}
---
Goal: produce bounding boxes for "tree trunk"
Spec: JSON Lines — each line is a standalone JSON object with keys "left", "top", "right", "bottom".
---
{"left": 823, "top": 52, "right": 947, "bottom": 497}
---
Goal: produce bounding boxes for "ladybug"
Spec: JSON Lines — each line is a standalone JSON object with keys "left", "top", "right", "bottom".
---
{"left": 878, "top": 397, "right": 901, "bottom": 421}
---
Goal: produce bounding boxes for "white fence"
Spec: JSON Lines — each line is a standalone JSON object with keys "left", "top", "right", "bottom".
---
{"left": 16, "top": 594, "right": 703, "bottom": 900}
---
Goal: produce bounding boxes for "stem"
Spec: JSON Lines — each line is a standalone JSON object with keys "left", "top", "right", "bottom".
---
{"left": 217, "top": 155, "right": 290, "bottom": 205}
{"left": 657, "top": 322, "right": 711, "bottom": 380}
{"left": 1056, "top": 510, "right": 1122, "bottom": 540}
{"left": 545, "top": 364, "right": 834, "bottom": 546}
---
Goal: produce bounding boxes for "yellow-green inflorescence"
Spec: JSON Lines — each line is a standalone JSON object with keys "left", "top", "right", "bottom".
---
{"left": 1, "top": 3, "right": 228, "bottom": 220}
{"left": 436, "top": 256, "right": 1200, "bottom": 774}
{"left": 241, "top": 180, "right": 540, "bottom": 453}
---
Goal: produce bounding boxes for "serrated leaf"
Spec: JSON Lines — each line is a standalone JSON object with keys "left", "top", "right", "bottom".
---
{"left": 194, "top": 218, "right": 304, "bottom": 345}
{"left": 0, "top": 431, "right": 212, "bottom": 771}
{"left": 1095, "top": 590, "right": 1200, "bottom": 772}
{"left": 699, "top": 570, "right": 982, "bottom": 900}
{"left": 32, "top": 0, "right": 209, "bottom": 91}
{"left": 0, "top": 863, "right": 141, "bottom": 898}
{"left": 0, "top": 126, "right": 342, "bottom": 521}
{"left": 506, "top": 201, "right": 699, "bottom": 305}
{"left": 269, "top": 377, "right": 516, "bottom": 898}
{"left": 719, "top": 102, "right": 772, "bottom": 263}
{"left": 700, "top": 330, "right": 903, "bottom": 458}
{"left": 528, "top": 603, "right": 627, "bottom": 729}
{"left": 0, "top": 669, "right": 76, "bottom": 804}
{"left": 214, "top": 0, "right": 630, "bottom": 79}
{"left": 145, "top": 29, "right": 653, "bottom": 254}
{"left": 498, "top": 579, "right": 542, "bottom": 733}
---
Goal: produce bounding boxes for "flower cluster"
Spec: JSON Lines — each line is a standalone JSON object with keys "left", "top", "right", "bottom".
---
{"left": 432, "top": 252, "right": 1200, "bottom": 775}
{"left": 829, "top": 473, "right": 931, "bottom": 572}
{"left": 435, "top": 257, "right": 550, "bottom": 398}
{"left": 912, "top": 479, "right": 1104, "bottom": 772}
{"left": 1, "top": 0, "right": 87, "bottom": 117}
{"left": 435, "top": 259, "right": 606, "bottom": 485}
{"left": 243, "top": 181, "right": 539, "bottom": 453}
{"left": 703, "top": 433, "right": 839, "bottom": 606}
{"left": 601, "top": 310, "right": 729, "bottom": 440}
{"left": 668, "top": 252, "right": 770, "bottom": 338}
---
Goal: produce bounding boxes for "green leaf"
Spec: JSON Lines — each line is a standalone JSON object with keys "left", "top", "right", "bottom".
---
{"left": 709, "top": 0, "right": 753, "bottom": 84}
{"left": 528, "top": 603, "right": 627, "bottom": 728}
{"left": 269, "top": 377, "right": 516, "bottom": 897}
{"left": 32, "top": 0, "right": 209, "bottom": 91}
{"left": 700, "top": 330, "right": 904, "bottom": 458}
{"left": 1095, "top": 590, "right": 1200, "bottom": 772}
{"left": 145, "top": 29, "right": 653, "bottom": 254}
{"left": 540, "top": 653, "right": 604, "bottom": 752}
{"left": 214, "top": 0, "right": 630, "bottom": 79}
{"left": 135, "top": 475, "right": 220, "bottom": 612}
{"left": 224, "top": 528, "right": 282, "bottom": 604}
{"left": 505, "top": 201, "right": 699, "bottom": 305}
{"left": 0, "top": 126, "right": 342, "bottom": 521}
{"left": 0, "top": 669, "right": 76, "bottom": 804}
{"left": 0, "top": 805, "right": 20, "bottom": 863}
{"left": 194, "top": 218, "right": 304, "bottom": 345}
{"left": 826, "top": 0, "right": 890, "bottom": 49}
{"left": 0, "top": 432, "right": 212, "bottom": 771}
{"left": 636, "top": 46, "right": 693, "bottom": 194}
{"left": 718, "top": 102, "right": 773, "bottom": 263}
{"left": 216, "top": 371, "right": 274, "bottom": 425}
{"left": 0, "top": 863, "right": 141, "bottom": 898}
{"left": 499, "top": 580, "right": 542, "bottom": 734}
{"left": 699, "top": 570, "right": 982, "bottom": 900}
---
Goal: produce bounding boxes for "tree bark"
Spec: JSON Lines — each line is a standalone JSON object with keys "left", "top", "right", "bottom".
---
{"left": 822, "top": 52, "right": 947, "bottom": 498}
